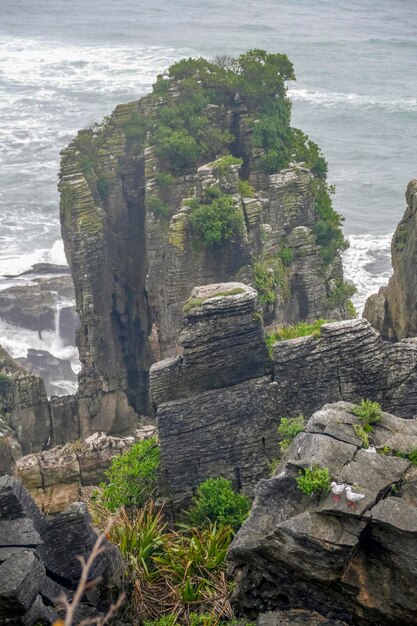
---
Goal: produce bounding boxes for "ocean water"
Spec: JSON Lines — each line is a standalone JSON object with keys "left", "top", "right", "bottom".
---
{"left": 0, "top": 0, "right": 416, "bottom": 371}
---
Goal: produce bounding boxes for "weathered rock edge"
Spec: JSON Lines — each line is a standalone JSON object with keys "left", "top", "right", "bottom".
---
{"left": 229, "top": 401, "right": 417, "bottom": 626}
{"left": 364, "top": 178, "right": 417, "bottom": 339}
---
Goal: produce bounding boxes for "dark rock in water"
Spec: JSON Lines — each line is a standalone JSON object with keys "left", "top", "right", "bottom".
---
{"left": 16, "top": 348, "right": 76, "bottom": 397}
{"left": 0, "top": 276, "right": 76, "bottom": 340}
{"left": 229, "top": 402, "right": 417, "bottom": 626}
{"left": 3, "top": 263, "right": 71, "bottom": 278}
{"left": 0, "top": 475, "right": 122, "bottom": 625}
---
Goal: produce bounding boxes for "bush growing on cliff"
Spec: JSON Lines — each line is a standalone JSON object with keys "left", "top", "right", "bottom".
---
{"left": 353, "top": 399, "right": 382, "bottom": 428}
{"left": 96, "top": 437, "right": 159, "bottom": 511}
{"left": 324, "top": 280, "right": 357, "bottom": 310}
{"left": 189, "top": 189, "right": 244, "bottom": 247}
{"left": 93, "top": 500, "right": 234, "bottom": 623}
{"left": 277, "top": 415, "right": 305, "bottom": 451}
{"left": 187, "top": 477, "right": 250, "bottom": 531}
{"left": 296, "top": 465, "right": 331, "bottom": 496}
{"left": 311, "top": 181, "right": 348, "bottom": 263}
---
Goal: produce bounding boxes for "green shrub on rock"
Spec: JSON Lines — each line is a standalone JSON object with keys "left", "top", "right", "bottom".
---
{"left": 187, "top": 477, "right": 250, "bottom": 531}
{"left": 353, "top": 399, "right": 382, "bottom": 429}
{"left": 296, "top": 465, "right": 331, "bottom": 496}
{"left": 189, "top": 190, "right": 244, "bottom": 247}
{"left": 277, "top": 415, "right": 305, "bottom": 451}
{"left": 96, "top": 437, "right": 159, "bottom": 511}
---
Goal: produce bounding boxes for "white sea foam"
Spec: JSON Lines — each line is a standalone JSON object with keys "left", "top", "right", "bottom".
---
{"left": 0, "top": 318, "right": 79, "bottom": 364}
{"left": 342, "top": 233, "right": 393, "bottom": 315}
{"left": 289, "top": 88, "right": 417, "bottom": 112}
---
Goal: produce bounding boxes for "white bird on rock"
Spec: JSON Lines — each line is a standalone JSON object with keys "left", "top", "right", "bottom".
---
{"left": 345, "top": 486, "right": 365, "bottom": 509}
{"left": 331, "top": 481, "right": 346, "bottom": 502}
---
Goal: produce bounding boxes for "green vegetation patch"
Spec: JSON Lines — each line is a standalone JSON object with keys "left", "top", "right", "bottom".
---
{"left": 95, "top": 437, "right": 159, "bottom": 511}
{"left": 353, "top": 399, "right": 382, "bottom": 427}
{"left": 324, "top": 280, "right": 357, "bottom": 310}
{"left": 253, "top": 255, "right": 289, "bottom": 306}
{"left": 146, "top": 194, "right": 171, "bottom": 219}
{"left": 311, "top": 181, "right": 349, "bottom": 264}
{"left": 277, "top": 415, "right": 305, "bottom": 452}
{"left": 351, "top": 399, "right": 382, "bottom": 448}
{"left": 296, "top": 465, "right": 331, "bottom": 496}
{"left": 265, "top": 319, "right": 326, "bottom": 354}
{"left": 238, "top": 178, "right": 255, "bottom": 198}
{"left": 189, "top": 187, "right": 244, "bottom": 247}
{"left": 187, "top": 477, "right": 251, "bottom": 531}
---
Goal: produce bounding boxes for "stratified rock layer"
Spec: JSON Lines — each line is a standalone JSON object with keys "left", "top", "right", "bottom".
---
{"left": 151, "top": 285, "right": 417, "bottom": 508}
{"left": 0, "top": 475, "right": 121, "bottom": 625}
{"left": 15, "top": 425, "right": 156, "bottom": 513}
{"left": 229, "top": 402, "right": 417, "bottom": 626}
{"left": 364, "top": 179, "right": 417, "bottom": 339}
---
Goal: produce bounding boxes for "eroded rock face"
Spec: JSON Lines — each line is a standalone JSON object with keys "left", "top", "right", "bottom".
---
{"left": 151, "top": 286, "right": 417, "bottom": 509}
{"left": 60, "top": 79, "right": 352, "bottom": 427}
{"left": 364, "top": 179, "right": 417, "bottom": 339}
{"left": 229, "top": 402, "right": 417, "bottom": 626}
{"left": 0, "top": 475, "right": 122, "bottom": 625}
{"left": 0, "top": 346, "right": 51, "bottom": 470}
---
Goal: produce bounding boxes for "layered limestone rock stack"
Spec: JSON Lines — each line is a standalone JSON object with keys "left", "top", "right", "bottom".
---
{"left": 150, "top": 284, "right": 417, "bottom": 508}
{"left": 59, "top": 62, "right": 353, "bottom": 430}
{"left": 229, "top": 402, "right": 417, "bottom": 626}
{"left": 364, "top": 178, "right": 417, "bottom": 339}
{"left": 0, "top": 475, "right": 121, "bottom": 625}
{"left": 14, "top": 425, "right": 156, "bottom": 513}
{"left": 0, "top": 346, "right": 51, "bottom": 475}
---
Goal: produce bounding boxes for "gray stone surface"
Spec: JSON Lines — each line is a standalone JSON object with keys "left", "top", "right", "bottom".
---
{"left": 229, "top": 402, "right": 417, "bottom": 626}
{"left": 152, "top": 293, "right": 417, "bottom": 508}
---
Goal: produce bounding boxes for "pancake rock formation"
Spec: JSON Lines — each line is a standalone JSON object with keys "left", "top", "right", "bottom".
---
{"left": 59, "top": 53, "right": 353, "bottom": 432}
{"left": 150, "top": 283, "right": 417, "bottom": 509}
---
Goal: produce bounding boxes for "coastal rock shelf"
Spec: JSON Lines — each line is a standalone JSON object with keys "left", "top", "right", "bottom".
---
{"left": 229, "top": 402, "right": 417, "bottom": 626}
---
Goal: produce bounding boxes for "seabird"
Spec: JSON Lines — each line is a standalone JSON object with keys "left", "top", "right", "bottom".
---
{"left": 345, "top": 486, "right": 365, "bottom": 509}
{"left": 331, "top": 481, "right": 346, "bottom": 502}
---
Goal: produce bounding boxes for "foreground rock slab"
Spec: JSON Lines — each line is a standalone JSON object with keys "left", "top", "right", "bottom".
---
{"left": 0, "top": 475, "right": 121, "bottom": 625}
{"left": 229, "top": 402, "right": 417, "bottom": 626}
